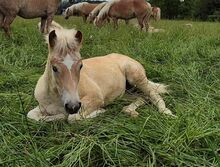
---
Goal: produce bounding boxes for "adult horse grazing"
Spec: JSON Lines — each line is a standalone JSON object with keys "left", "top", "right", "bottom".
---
{"left": 0, "top": 0, "right": 61, "bottom": 36}
{"left": 64, "top": 2, "right": 98, "bottom": 22}
{"left": 152, "top": 7, "right": 161, "bottom": 21}
{"left": 27, "top": 24, "right": 174, "bottom": 123}
{"left": 95, "top": 0, "right": 152, "bottom": 31}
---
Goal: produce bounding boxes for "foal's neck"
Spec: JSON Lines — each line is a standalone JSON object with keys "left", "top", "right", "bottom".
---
{"left": 44, "top": 57, "right": 59, "bottom": 100}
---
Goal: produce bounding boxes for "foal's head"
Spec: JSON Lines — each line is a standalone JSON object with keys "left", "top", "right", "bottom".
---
{"left": 48, "top": 29, "right": 83, "bottom": 115}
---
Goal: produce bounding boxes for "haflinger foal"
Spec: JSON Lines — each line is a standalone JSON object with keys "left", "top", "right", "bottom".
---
{"left": 27, "top": 26, "right": 174, "bottom": 123}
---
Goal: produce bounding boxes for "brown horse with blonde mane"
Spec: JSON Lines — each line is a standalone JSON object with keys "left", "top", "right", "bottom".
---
{"left": 95, "top": 0, "right": 152, "bottom": 31}
{"left": 27, "top": 22, "right": 174, "bottom": 123}
{"left": 0, "top": 0, "right": 61, "bottom": 36}
{"left": 64, "top": 2, "right": 98, "bottom": 22}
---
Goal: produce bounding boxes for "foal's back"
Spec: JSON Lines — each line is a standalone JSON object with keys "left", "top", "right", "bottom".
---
{"left": 80, "top": 54, "right": 145, "bottom": 103}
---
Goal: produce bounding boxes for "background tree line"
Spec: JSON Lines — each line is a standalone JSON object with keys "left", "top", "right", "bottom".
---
{"left": 149, "top": 0, "right": 220, "bottom": 21}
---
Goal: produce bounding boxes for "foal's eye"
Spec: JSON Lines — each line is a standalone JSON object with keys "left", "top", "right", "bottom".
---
{"left": 52, "top": 66, "right": 58, "bottom": 73}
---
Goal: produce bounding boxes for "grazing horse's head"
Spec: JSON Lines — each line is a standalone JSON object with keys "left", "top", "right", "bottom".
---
{"left": 88, "top": 13, "right": 95, "bottom": 23}
{"left": 94, "top": 17, "right": 103, "bottom": 27}
{"left": 63, "top": 8, "right": 70, "bottom": 19}
{"left": 48, "top": 29, "right": 83, "bottom": 114}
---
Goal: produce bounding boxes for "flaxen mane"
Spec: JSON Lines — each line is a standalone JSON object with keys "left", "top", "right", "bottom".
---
{"left": 90, "top": 2, "right": 107, "bottom": 18}
{"left": 96, "top": 0, "right": 119, "bottom": 21}
{"left": 44, "top": 22, "right": 82, "bottom": 57}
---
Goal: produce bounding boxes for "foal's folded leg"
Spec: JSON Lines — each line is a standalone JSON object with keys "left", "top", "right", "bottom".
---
{"left": 27, "top": 105, "right": 67, "bottom": 122}
{"left": 42, "top": 114, "right": 67, "bottom": 122}
{"left": 122, "top": 97, "right": 145, "bottom": 117}
{"left": 27, "top": 106, "right": 45, "bottom": 121}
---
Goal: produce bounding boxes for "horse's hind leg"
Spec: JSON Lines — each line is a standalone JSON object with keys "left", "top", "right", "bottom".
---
{"left": 138, "top": 79, "right": 173, "bottom": 115}
{"left": 125, "top": 62, "right": 173, "bottom": 116}
{"left": 122, "top": 98, "right": 145, "bottom": 117}
{"left": 40, "top": 16, "right": 47, "bottom": 33}
{"left": 46, "top": 14, "right": 54, "bottom": 33}
{"left": 112, "top": 17, "right": 118, "bottom": 29}
{"left": 0, "top": 13, "right": 4, "bottom": 28}
{"left": 3, "top": 15, "right": 16, "bottom": 36}
{"left": 144, "top": 10, "right": 152, "bottom": 32}
{"left": 125, "top": 19, "right": 129, "bottom": 25}
{"left": 137, "top": 16, "right": 144, "bottom": 31}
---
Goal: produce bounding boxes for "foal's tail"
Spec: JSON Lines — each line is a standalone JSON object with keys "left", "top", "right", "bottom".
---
{"left": 147, "top": 81, "right": 169, "bottom": 94}
{"left": 96, "top": 0, "right": 119, "bottom": 22}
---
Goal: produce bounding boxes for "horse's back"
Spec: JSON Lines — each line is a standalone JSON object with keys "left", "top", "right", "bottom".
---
{"left": 80, "top": 53, "right": 146, "bottom": 103}
{"left": 110, "top": 0, "right": 148, "bottom": 18}
{"left": 82, "top": 53, "right": 146, "bottom": 83}
{"left": 81, "top": 54, "right": 132, "bottom": 102}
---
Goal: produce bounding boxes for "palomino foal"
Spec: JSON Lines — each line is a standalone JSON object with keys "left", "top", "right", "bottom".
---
{"left": 28, "top": 27, "right": 174, "bottom": 123}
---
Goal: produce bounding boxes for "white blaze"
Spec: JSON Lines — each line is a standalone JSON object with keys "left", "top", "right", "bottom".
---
{"left": 63, "top": 54, "right": 75, "bottom": 70}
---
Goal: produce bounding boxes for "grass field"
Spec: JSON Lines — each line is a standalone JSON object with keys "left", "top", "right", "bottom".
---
{"left": 0, "top": 16, "right": 220, "bottom": 166}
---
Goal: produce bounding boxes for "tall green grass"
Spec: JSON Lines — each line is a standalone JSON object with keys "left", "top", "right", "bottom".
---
{"left": 0, "top": 16, "right": 220, "bottom": 166}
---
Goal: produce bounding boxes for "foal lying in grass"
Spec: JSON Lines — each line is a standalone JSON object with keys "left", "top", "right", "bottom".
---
{"left": 27, "top": 26, "right": 174, "bottom": 123}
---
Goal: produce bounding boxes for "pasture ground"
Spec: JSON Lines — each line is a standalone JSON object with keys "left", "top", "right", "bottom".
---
{"left": 0, "top": 16, "right": 220, "bottom": 166}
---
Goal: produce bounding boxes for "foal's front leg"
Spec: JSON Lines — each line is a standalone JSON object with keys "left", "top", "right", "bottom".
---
{"left": 27, "top": 105, "right": 67, "bottom": 122}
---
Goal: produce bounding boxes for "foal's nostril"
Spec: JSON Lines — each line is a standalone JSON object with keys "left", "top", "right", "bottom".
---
{"left": 72, "top": 102, "right": 81, "bottom": 114}
{"left": 64, "top": 102, "right": 81, "bottom": 114}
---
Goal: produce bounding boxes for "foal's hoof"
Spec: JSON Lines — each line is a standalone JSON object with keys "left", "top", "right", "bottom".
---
{"left": 163, "top": 109, "right": 177, "bottom": 118}
{"left": 122, "top": 107, "right": 139, "bottom": 117}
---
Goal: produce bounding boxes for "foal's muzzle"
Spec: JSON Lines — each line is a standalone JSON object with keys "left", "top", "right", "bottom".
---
{"left": 65, "top": 102, "right": 81, "bottom": 114}
{"left": 65, "top": 16, "right": 69, "bottom": 20}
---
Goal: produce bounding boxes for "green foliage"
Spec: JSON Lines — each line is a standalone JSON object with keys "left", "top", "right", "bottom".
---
{"left": 149, "top": 0, "right": 220, "bottom": 21}
{"left": 0, "top": 17, "right": 220, "bottom": 166}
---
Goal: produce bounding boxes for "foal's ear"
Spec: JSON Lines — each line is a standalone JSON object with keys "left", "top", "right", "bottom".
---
{"left": 75, "top": 30, "right": 83, "bottom": 44}
{"left": 49, "top": 30, "right": 57, "bottom": 48}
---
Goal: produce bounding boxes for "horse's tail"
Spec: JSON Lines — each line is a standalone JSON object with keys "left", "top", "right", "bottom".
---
{"left": 147, "top": 81, "right": 169, "bottom": 94}
{"left": 96, "top": 0, "right": 119, "bottom": 21}
{"left": 156, "top": 7, "right": 161, "bottom": 21}
{"left": 143, "top": 3, "right": 152, "bottom": 31}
